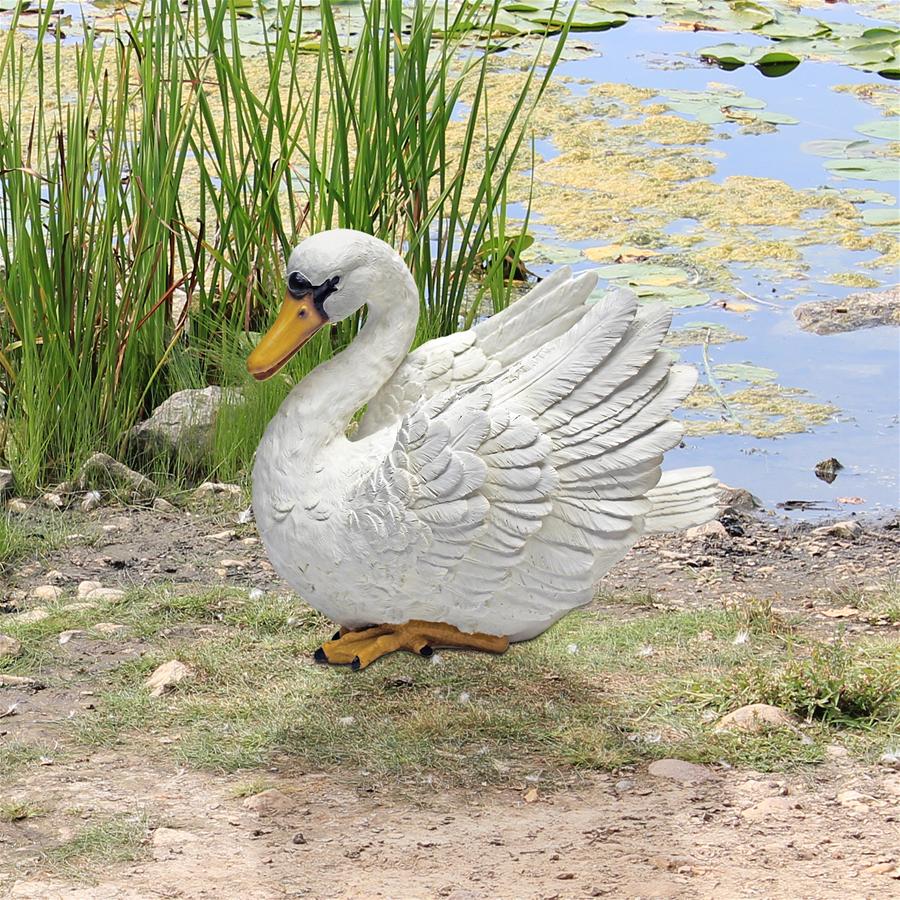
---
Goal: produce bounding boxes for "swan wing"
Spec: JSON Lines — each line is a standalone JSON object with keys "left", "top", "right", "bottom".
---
{"left": 347, "top": 287, "right": 716, "bottom": 637}
{"left": 355, "top": 267, "right": 598, "bottom": 437}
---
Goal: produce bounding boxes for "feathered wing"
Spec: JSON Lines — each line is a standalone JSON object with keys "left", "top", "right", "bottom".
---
{"left": 347, "top": 287, "right": 716, "bottom": 640}
{"left": 355, "top": 267, "right": 599, "bottom": 437}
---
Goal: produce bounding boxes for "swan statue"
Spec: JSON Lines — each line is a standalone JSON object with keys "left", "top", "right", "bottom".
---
{"left": 247, "top": 229, "right": 717, "bottom": 670}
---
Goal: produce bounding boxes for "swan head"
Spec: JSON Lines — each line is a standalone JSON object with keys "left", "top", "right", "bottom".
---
{"left": 247, "top": 229, "right": 398, "bottom": 381}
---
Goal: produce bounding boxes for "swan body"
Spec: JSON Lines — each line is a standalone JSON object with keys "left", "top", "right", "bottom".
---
{"left": 249, "top": 230, "right": 717, "bottom": 652}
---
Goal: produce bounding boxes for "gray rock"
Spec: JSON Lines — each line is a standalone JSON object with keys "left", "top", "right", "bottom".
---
{"left": 794, "top": 285, "right": 899, "bottom": 335}
{"left": 194, "top": 481, "right": 242, "bottom": 501}
{"left": 77, "top": 452, "right": 157, "bottom": 501}
{"left": 718, "top": 484, "right": 762, "bottom": 511}
{"left": 813, "top": 520, "right": 862, "bottom": 541}
{"left": 30, "top": 585, "right": 62, "bottom": 602}
{"left": 647, "top": 758, "right": 716, "bottom": 784}
{"left": 0, "top": 634, "right": 22, "bottom": 659}
{"left": 152, "top": 497, "right": 176, "bottom": 512}
{"left": 130, "top": 386, "right": 241, "bottom": 465}
{"left": 684, "top": 520, "right": 729, "bottom": 542}
{"left": 13, "top": 607, "right": 50, "bottom": 624}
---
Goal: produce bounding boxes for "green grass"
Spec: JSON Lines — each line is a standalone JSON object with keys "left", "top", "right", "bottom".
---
{"left": 0, "top": 801, "right": 45, "bottom": 823}
{"left": 61, "top": 587, "right": 896, "bottom": 787}
{"left": 0, "top": 0, "right": 567, "bottom": 490}
{"left": 824, "top": 579, "right": 900, "bottom": 625}
{"left": 0, "top": 511, "right": 69, "bottom": 575}
{"left": 43, "top": 813, "right": 150, "bottom": 880}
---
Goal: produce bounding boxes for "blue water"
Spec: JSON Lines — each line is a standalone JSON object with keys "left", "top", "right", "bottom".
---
{"left": 524, "top": 18, "right": 900, "bottom": 516}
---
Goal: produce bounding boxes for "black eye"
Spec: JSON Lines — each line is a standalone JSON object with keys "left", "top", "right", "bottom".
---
{"left": 288, "top": 271, "right": 311, "bottom": 296}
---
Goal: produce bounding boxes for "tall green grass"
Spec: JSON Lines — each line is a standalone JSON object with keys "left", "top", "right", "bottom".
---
{"left": 0, "top": 0, "right": 568, "bottom": 490}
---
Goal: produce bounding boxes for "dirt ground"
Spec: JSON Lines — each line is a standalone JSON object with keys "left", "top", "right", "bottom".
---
{"left": 2, "top": 497, "right": 899, "bottom": 899}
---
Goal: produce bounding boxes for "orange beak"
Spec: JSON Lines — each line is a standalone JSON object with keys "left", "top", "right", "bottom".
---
{"left": 246, "top": 291, "right": 327, "bottom": 381}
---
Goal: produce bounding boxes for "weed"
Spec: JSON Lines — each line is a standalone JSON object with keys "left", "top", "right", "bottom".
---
{"left": 43, "top": 813, "right": 150, "bottom": 879}
{"left": 0, "top": 801, "right": 45, "bottom": 822}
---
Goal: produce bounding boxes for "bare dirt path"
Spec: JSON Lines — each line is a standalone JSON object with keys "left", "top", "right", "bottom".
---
{"left": 2, "top": 499, "right": 899, "bottom": 899}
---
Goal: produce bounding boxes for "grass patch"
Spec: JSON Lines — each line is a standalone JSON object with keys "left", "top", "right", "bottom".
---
{"left": 0, "top": 801, "right": 45, "bottom": 822}
{"left": 684, "top": 637, "right": 900, "bottom": 726}
{"left": 71, "top": 588, "right": 854, "bottom": 787}
{"left": 43, "top": 813, "right": 150, "bottom": 880}
{"left": 825, "top": 579, "right": 900, "bottom": 625}
{"left": 0, "top": 742, "right": 50, "bottom": 777}
{"left": 0, "top": 512, "right": 67, "bottom": 574}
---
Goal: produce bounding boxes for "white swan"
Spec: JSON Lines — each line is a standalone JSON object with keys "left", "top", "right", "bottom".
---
{"left": 247, "top": 229, "right": 717, "bottom": 669}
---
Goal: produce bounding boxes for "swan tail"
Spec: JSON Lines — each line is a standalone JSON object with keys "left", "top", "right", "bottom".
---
{"left": 643, "top": 466, "right": 719, "bottom": 533}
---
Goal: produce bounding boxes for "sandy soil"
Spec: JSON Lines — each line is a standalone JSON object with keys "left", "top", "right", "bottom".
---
{"left": 2, "top": 500, "right": 899, "bottom": 899}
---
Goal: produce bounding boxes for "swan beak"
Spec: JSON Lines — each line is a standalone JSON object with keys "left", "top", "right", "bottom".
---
{"left": 247, "top": 291, "right": 327, "bottom": 381}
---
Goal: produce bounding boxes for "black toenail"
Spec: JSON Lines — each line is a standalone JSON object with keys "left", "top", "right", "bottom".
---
{"left": 420, "top": 645, "right": 434, "bottom": 658}
{"left": 313, "top": 647, "right": 327, "bottom": 663}
{"left": 332, "top": 629, "right": 342, "bottom": 641}
{"left": 351, "top": 656, "right": 361, "bottom": 671}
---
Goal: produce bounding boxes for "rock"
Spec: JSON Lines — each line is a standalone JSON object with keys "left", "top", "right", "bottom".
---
{"left": 741, "top": 796, "right": 801, "bottom": 822}
{"left": 836, "top": 789, "right": 871, "bottom": 813}
{"left": 92, "top": 622, "right": 128, "bottom": 636}
{"left": 813, "top": 520, "right": 862, "bottom": 541}
{"left": 60, "top": 602, "right": 98, "bottom": 613}
{"left": 718, "top": 484, "right": 762, "bottom": 511}
{"left": 80, "top": 490, "right": 102, "bottom": 512}
{"left": 794, "top": 285, "right": 899, "bottom": 335}
{"left": 242, "top": 788, "right": 295, "bottom": 817}
{"left": 0, "top": 468, "right": 12, "bottom": 500}
{"left": 814, "top": 457, "right": 843, "bottom": 485}
{"left": 58, "top": 630, "right": 83, "bottom": 646}
{"left": 13, "top": 607, "right": 49, "bottom": 624}
{"left": 647, "top": 759, "right": 716, "bottom": 784}
{"left": 0, "top": 674, "right": 41, "bottom": 688}
{"left": 76, "top": 452, "right": 157, "bottom": 501}
{"left": 145, "top": 660, "right": 193, "bottom": 697}
{"left": 130, "top": 386, "right": 240, "bottom": 465}
{"left": 30, "top": 585, "right": 62, "bottom": 602}
{"left": 878, "top": 750, "right": 900, "bottom": 769}
{"left": 863, "top": 862, "right": 899, "bottom": 876}
{"left": 194, "top": 481, "right": 242, "bottom": 501}
{"left": 6, "top": 498, "right": 29, "bottom": 513}
{"left": 714, "top": 704, "right": 798, "bottom": 734}
{"left": 684, "top": 520, "right": 729, "bottom": 542}
{"left": 0, "top": 634, "right": 22, "bottom": 659}
{"left": 152, "top": 497, "right": 176, "bottom": 512}
{"left": 77, "top": 581, "right": 125, "bottom": 603}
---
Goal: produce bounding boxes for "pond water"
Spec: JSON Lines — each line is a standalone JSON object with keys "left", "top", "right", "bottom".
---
{"left": 4, "top": 1, "right": 898, "bottom": 517}
{"left": 519, "top": 17, "right": 899, "bottom": 518}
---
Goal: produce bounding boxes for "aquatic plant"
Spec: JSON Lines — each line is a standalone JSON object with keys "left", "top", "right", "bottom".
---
{"left": 0, "top": 0, "right": 566, "bottom": 489}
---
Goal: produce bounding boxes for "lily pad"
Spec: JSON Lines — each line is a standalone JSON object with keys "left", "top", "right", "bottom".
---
{"left": 714, "top": 363, "right": 778, "bottom": 384}
{"left": 824, "top": 157, "right": 899, "bottom": 181}
{"left": 861, "top": 208, "right": 900, "bottom": 226}
{"left": 699, "top": 43, "right": 801, "bottom": 75}
{"left": 855, "top": 119, "right": 900, "bottom": 140}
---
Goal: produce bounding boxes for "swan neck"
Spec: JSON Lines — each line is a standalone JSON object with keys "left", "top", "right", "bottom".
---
{"left": 283, "top": 268, "right": 418, "bottom": 440}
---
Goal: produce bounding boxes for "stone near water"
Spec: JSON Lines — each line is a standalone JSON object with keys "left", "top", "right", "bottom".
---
{"left": 30, "top": 585, "right": 62, "bottom": 602}
{"left": 152, "top": 497, "right": 176, "bottom": 512}
{"left": 813, "top": 521, "right": 862, "bottom": 541}
{"left": 77, "top": 581, "right": 103, "bottom": 599}
{"left": 684, "top": 520, "right": 729, "bottom": 542}
{"left": 145, "top": 660, "right": 193, "bottom": 697}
